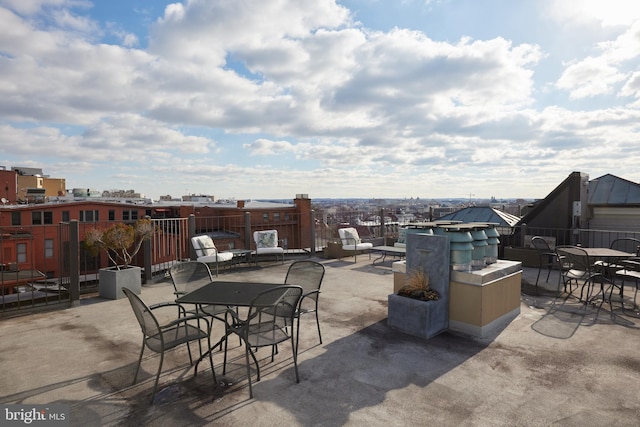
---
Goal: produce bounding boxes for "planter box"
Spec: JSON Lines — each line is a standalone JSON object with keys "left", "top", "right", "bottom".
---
{"left": 99, "top": 266, "right": 142, "bottom": 300}
{"left": 503, "top": 247, "right": 540, "bottom": 268}
{"left": 325, "top": 242, "right": 344, "bottom": 259}
{"left": 387, "top": 233, "right": 450, "bottom": 339}
{"left": 387, "top": 294, "right": 448, "bottom": 339}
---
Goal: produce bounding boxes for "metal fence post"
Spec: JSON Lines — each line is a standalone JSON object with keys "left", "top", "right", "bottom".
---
{"left": 380, "top": 208, "right": 385, "bottom": 243}
{"left": 244, "top": 212, "right": 252, "bottom": 250}
{"left": 143, "top": 216, "right": 152, "bottom": 284}
{"left": 69, "top": 220, "right": 80, "bottom": 303}
{"left": 310, "top": 209, "right": 316, "bottom": 256}
{"left": 188, "top": 214, "right": 196, "bottom": 260}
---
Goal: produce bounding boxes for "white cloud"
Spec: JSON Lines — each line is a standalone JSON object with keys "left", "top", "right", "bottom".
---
{"left": 556, "top": 21, "right": 640, "bottom": 99}
{"left": 546, "top": 0, "right": 640, "bottom": 27}
{"left": 244, "top": 138, "right": 295, "bottom": 155}
{"left": 556, "top": 57, "right": 626, "bottom": 98}
{"left": 2, "top": 0, "right": 640, "bottom": 199}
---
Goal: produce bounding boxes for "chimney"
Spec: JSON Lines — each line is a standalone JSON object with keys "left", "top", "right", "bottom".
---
{"left": 237, "top": 200, "right": 245, "bottom": 208}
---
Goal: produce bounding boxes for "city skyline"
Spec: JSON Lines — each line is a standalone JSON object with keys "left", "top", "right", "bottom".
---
{"left": 1, "top": 0, "right": 640, "bottom": 200}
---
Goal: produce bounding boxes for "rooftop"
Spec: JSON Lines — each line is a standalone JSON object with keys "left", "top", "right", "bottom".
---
{"left": 1, "top": 258, "right": 639, "bottom": 426}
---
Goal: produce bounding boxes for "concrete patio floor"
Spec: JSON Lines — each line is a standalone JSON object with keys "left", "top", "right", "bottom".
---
{"left": 1, "top": 256, "right": 639, "bottom": 426}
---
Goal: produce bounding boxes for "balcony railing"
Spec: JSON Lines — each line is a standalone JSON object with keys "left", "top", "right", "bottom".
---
{"left": 5, "top": 208, "right": 640, "bottom": 315}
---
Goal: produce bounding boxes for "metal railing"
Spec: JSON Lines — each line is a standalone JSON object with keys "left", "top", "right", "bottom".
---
{"left": 6, "top": 208, "right": 640, "bottom": 316}
{"left": 499, "top": 225, "right": 640, "bottom": 251}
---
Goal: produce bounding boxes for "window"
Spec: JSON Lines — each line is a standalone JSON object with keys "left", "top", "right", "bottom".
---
{"left": 11, "top": 212, "right": 21, "bottom": 226}
{"left": 122, "top": 210, "right": 139, "bottom": 221}
{"left": 17, "top": 243, "right": 26, "bottom": 263}
{"left": 31, "top": 211, "right": 42, "bottom": 225}
{"left": 263, "top": 213, "right": 269, "bottom": 222}
{"left": 62, "top": 211, "right": 70, "bottom": 222}
{"left": 108, "top": 210, "right": 115, "bottom": 221}
{"left": 273, "top": 212, "right": 281, "bottom": 221}
{"left": 31, "top": 211, "right": 53, "bottom": 225}
{"left": 45, "top": 239, "right": 54, "bottom": 258}
{"left": 80, "top": 210, "right": 99, "bottom": 222}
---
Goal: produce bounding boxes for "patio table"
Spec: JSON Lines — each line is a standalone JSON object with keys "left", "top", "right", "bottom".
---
{"left": 223, "top": 249, "right": 253, "bottom": 268}
{"left": 562, "top": 247, "right": 633, "bottom": 276}
{"left": 556, "top": 246, "right": 634, "bottom": 302}
{"left": 576, "top": 247, "right": 634, "bottom": 258}
{"left": 177, "top": 281, "right": 285, "bottom": 307}
{"left": 371, "top": 245, "right": 406, "bottom": 265}
{"left": 176, "top": 281, "right": 286, "bottom": 375}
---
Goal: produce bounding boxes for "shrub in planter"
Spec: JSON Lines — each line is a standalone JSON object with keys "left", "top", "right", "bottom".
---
{"left": 84, "top": 219, "right": 156, "bottom": 269}
{"left": 397, "top": 269, "right": 439, "bottom": 301}
{"left": 84, "top": 219, "right": 157, "bottom": 299}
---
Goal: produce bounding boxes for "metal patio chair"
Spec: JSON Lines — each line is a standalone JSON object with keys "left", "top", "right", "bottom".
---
{"left": 531, "top": 236, "right": 564, "bottom": 294}
{"left": 338, "top": 227, "right": 373, "bottom": 262}
{"left": 556, "top": 246, "right": 612, "bottom": 304}
{"left": 607, "top": 238, "right": 640, "bottom": 307}
{"left": 222, "top": 285, "right": 303, "bottom": 398}
{"left": 191, "top": 235, "right": 234, "bottom": 276}
{"left": 253, "top": 229, "right": 285, "bottom": 265}
{"left": 122, "top": 287, "right": 216, "bottom": 404}
{"left": 284, "top": 260, "right": 326, "bottom": 353}
{"left": 169, "top": 261, "right": 228, "bottom": 320}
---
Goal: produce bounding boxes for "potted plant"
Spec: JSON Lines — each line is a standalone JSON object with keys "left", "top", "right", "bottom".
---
{"left": 388, "top": 268, "right": 447, "bottom": 340}
{"left": 84, "top": 219, "right": 156, "bottom": 299}
{"left": 396, "top": 270, "right": 439, "bottom": 301}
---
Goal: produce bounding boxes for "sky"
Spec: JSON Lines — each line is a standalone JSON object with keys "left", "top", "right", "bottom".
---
{"left": 1, "top": 0, "right": 640, "bottom": 201}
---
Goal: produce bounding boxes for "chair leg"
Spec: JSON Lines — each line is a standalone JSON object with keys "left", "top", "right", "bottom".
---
{"left": 315, "top": 310, "right": 322, "bottom": 345}
{"left": 185, "top": 331, "right": 194, "bottom": 365}
{"left": 248, "top": 348, "right": 260, "bottom": 381}
{"left": 290, "top": 333, "right": 299, "bottom": 383}
{"left": 133, "top": 338, "right": 145, "bottom": 385}
{"left": 295, "top": 315, "right": 301, "bottom": 356}
{"left": 205, "top": 335, "right": 217, "bottom": 385}
{"left": 222, "top": 331, "right": 229, "bottom": 375}
{"left": 245, "top": 346, "right": 254, "bottom": 398}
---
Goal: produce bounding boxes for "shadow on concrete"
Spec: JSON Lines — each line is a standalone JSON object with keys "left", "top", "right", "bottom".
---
{"left": 203, "top": 320, "right": 491, "bottom": 425}
{"left": 529, "top": 287, "right": 640, "bottom": 339}
{"left": 19, "top": 318, "right": 491, "bottom": 425}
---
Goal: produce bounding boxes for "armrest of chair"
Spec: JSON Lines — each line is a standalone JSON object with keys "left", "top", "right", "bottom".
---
{"left": 150, "top": 301, "right": 187, "bottom": 316}
{"left": 341, "top": 237, "right": 358, "bottom": 246}
{"left": 224, "top": 306, "right": 242, "bottom": 325}
{"left": 160, "top": 312, "right": 212, "bottom": 332}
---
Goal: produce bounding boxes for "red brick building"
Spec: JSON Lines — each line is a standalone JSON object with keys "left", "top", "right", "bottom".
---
{"left": 0, "top": 195, "right": 313, "bottom": 293}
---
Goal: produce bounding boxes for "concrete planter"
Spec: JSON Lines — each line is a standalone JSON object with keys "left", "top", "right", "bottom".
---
{"left": 387, "top": 233, "right": 450, "bottom": 340}
{"left": 387, "top": 293, "right": 448, "bottom": 339}
{"left": 99, "top": 266, "right": 142, "bottom": 300}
